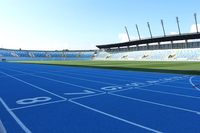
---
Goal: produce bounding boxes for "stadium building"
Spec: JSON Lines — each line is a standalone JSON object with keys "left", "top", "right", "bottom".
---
{"left": 1, "top": 15, "right": 200, "bottom": 62}
{"left": 1, "top": 32, "right": 200, "bottom": 62}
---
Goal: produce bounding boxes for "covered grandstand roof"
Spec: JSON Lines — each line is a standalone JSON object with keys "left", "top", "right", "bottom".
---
{"left": 96, "top": 33, "right": 200, "bottom": 49}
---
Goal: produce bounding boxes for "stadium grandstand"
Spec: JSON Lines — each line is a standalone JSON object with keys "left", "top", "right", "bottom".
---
{"left": 1, "top": 33, "right": 200, "bottom": 62}
{"left": 95, "top": 33, "right": 200, "bottom": 61}
{"left": 0, "top": 49, "right": 96, "bottom": 61}
{"left": 1, "top": 14, "right": 200, "bottom": 62}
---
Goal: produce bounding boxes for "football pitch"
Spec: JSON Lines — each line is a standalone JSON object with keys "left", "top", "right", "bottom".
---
{"left": 0, "top": 62, "right": 200, "bottom": 133}
{"left": 14, "top": 60, "right": 200, "bottom": 75}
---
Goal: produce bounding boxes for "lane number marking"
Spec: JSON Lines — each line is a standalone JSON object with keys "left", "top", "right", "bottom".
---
{"left": 16, "top": 97, "right": 52, "bottom": 105}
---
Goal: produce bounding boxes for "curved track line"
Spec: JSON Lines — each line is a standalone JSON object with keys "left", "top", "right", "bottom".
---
{"left": 189, "top": 76, "right": 200, "bottom": 92}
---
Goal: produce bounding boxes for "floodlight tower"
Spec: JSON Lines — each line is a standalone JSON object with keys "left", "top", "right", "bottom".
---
{"left": 135, "top": 24, "right": 141, "bottom": 40}
{"left": 147, "top": 22, "right": 153, "bottom": 38}
{"left": 161, "top": 19, "right": 166, "bottom": 37}
{"left": 194, "top": 13, "right": 199, "bottom": 33}
{"left": 176, "top": 17, "right": 181, "bottom": 35}
{"left": 125, "top": 26, "right": 131, "bottom": 42}
{"left": 147, "top": 22, "right": 153, "bottom": 50}
{"left": 159, "top": 19, "right": 167, "bottom": 49}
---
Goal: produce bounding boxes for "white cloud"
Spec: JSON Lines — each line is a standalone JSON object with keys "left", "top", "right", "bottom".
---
{"left": 118, "top": 33, "right": 129, "bottom": 42}
{"left": 118, "top": 33, "right": 138, "bottom": 42}
{"left": 190, "top": 24, "right": 200, "bottom": 33}
{"left": 170, "top": 32, "right": 179, "bottom": 35}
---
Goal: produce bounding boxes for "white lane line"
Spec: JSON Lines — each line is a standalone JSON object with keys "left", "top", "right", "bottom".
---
{"left": 0, "top": 120, "right": 7, "bottom": 133}
{"left": 69, "top": 92, "right": 106, "bottom": 100}
{"left": 5, "top": 64, "right": 165, "bottom": 79}
{"left": 44, "top": 70, "right": 133, "bottom": 82}
{"left": 107, "top": 76, "right": 189, "bottom": 92}
{"left": 44, "top": 68, "right": 188, "bottom": 85}
{"left": 3, "top": 66, "right": 198, "bottom": 100}
{"left": 109, "top": 93, "right": 200, "bottom": 115}
{"left": 0, "top": 71, "right": 67, "bottom": 100}
{"left": 30, "top": 74, "right": 105, "bottom": 93}
{"left": 111, "top": 86, "right": 200, "bottom": 99}
{"left": 42, "top": 71, "right": 189, "bottom": 90}
{"left": 69, "top": 100, "right": 162, "bottom": 133}
{"left": 41, "top": 71, "right": 115, "bottom": 86}
{"left": 54, "top": 70, "right": 190, "bottom": 83}
{"left": 4, "top": 63, "right": 191, "bottom": 81}
{"left": 33, "top": 73, "right": 195, "bottom": 100}
{"left": 0, "top": 98, "right": 31, "bottom": 133}
{"left": 0, "top": 73, "right": 40, "bottom": 79}
{"left": 34, "top": 68, "right": 191, "bottom": 97}
{"left": 50, "top": 70, "right": 157, "bottom": 81}
{"left": 1, "top": 68, "right": 105, "bottom": 93}
{"left": 12, "top": 93, "right": 106, "bottom": 110}
{"left": 4, "top": 67, "right": 197, "bottom": 100}
{"left": 158, "top": 84, "right": 198, "bottom": 91}
{"left": 11, "top": 99, "right": 67, "bottom": 111}
{"left": 64, "top": 90, "right": 95, "bottom": 95}
{"left": 2, "top": 65, "right": 189, "bottom": 93}
{"left": 45, "top": 68, "right": 185, "bottom": 79}
{"left": 2, "top": 66, "right": 131, "bottom": 82}
{"left": 189, "top": 76, "right": 200, "bottom": 92}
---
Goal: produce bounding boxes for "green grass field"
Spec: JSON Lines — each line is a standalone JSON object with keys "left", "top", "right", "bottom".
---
{"left": 14, "top": 60, "right": 200, "bottom": 75}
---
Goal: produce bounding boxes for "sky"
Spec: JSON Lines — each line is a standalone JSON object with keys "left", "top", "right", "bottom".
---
{"left": 0, "top": 0, "right": 200, "bottom": 50}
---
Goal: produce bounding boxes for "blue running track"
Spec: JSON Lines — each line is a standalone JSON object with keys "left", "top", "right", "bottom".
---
{"left": 0, "top": 62, "right": 200, "bottom": 133}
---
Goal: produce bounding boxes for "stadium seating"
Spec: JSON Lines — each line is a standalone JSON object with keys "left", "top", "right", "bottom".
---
{"left": 94, "top": 48, "right": 200, "bottom": 61}
{"left": 48, "top": 52, "right": 64, "bottom": 57}
{"left": 13, "top": 50, "right": 29, "bottom": 57}
{"left": 0, "top": 49, "right": 14, "bottom": 57}
{"left": 1, "top": 42, "right": 200, "bottom": 61}
{"left": 0, "top": 49, "right": 95, "bottom": 61}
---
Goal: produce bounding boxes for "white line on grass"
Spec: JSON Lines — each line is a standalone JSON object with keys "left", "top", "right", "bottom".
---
{"left": 109, "top": 93, "right": 200, "bottom": 115}
{"left": 69, "top": 100, "right": 162, "bottom": 133}
{"left": 0, "top": 98, "right": 31, "bottom": 133}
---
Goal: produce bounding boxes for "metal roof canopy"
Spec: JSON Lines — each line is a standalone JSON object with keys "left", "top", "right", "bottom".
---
{"left": 96, "top": 33, "right": 200, "bottom": 49}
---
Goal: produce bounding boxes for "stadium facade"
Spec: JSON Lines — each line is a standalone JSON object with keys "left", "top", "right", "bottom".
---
{"left": 1, "top": 32, "right": 200, "bottom": 62}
